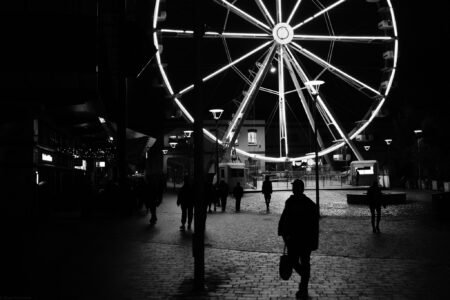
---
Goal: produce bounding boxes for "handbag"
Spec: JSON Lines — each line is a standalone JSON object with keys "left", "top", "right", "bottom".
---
{"left": 279, "top": 244, "right": 292, "bottom": 280}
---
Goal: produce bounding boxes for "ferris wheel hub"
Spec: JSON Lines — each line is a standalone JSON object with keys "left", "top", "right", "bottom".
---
{"left": 273, "top": 23, "right": 294, "bottom": 45}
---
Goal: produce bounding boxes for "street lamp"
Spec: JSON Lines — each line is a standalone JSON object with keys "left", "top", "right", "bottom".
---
{"left": 184, "top": 130, "right": 194, "bottom": 175}
{"left": 305, "top": 80, "right": 324, "bottom": 217}
{"left": 384, "top": 139, "right": 392, "bottom": 188}
{"left": 169, "top": 141, "right": 178, "bottom": 149}
{"left": 364, "top": 145, "right": 371, "bottom": 151}
{"left": 414, "top": 129, "right": 422, "bottom": 189}
{"left": 162, "top": 149, "right": 168, "bottom": 155}
{"left": 209, "top": 109, "right": 224, "bottom": 183}
{"left": 184, "top": 130, "right": 193, "bottom": 138}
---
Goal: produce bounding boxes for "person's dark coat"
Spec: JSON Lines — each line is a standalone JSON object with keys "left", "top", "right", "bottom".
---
{"left": 367, "top": 184, "right": 384, "bottom": 208}
{"left": 205, "top": 180, "right": 217, "bottom": 209}
{"left": 278, "top": 194, "right": 319, "bottom": 251}
{"left": 262, "top": 180, "right": 272, "bottom": 195}
{"left": 177, "top": 183, "right": 194, "bottom": 208}
{"left": 218, "top": 180, "right": 229, "bottom": 197}
{"left": 232, "top": 184, "right": 244, "bottom": 199}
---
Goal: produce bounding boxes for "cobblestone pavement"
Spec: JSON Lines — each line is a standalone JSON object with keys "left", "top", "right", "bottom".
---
{"left": 236, "top": 189, "right": 433, "bottom": 217}
{"left": 10, "top": 189, "right": 450, "bottom": 299}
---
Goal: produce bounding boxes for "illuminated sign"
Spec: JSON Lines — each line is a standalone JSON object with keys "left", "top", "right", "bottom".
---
{"left": 357, "top": 166, "right": 374, "bottom": 175}
{"left": 42, "top": 153, "right": 53, "bottom": 162}
{"left": 74, "top": 160, "right": 87, "bottom": 170}
{"left": 96, "top": 161, "right": 106, "bottom": 168}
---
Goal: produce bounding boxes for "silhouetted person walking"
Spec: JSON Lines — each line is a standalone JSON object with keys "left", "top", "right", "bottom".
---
{"left": 262, "top": 175, "right": 273, "bottom": 212}
{"left": 218, "top": 180, "right": 229, "bottom": 212}
{"left": 232, "top": 182, "right": 244, "bottom": 212}
{"left": 177, "top": 175, "right": 194, "bottom": 230}
{"left": 155, "top": 174, "right": 165, "bottom": 208}
{"left": 146, "top": 175, "right": 164, "bottom": 225}
{"left": 205, "top": 174, "right": 217, "bottom": 214}
{"left": 367, "top": 180, "right": 385, "bottom": 233}
{"left": 278, "top": 179, "right": 319, "bottom": 300}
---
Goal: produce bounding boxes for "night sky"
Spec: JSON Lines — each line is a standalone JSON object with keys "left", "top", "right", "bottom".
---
{"left": 151, "top": 0, "right": 450, "bottom": 159}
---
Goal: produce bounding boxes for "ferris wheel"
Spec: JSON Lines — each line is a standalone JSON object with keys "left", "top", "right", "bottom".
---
{"left": 152, "top": 0, "right": 398, "bottom": 163}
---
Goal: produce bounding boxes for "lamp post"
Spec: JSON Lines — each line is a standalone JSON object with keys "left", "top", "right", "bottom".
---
{"left": 384, "top": 139, "right": 392, "bottom": 188}
{"left": 209, "top": 109, "right": 223, "bottom": 184}
{"left": 184, "top": 130, "right": 193, "bottom": 176}
{"left": 414, "top": 129, "right": 422, "bottom": 189}
{"left": 305, "top": 80, "right": 324, "bottom": 217}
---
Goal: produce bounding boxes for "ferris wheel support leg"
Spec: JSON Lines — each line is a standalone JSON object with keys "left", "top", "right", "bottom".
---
{"left": 284, "top": 48, "right": 334, "bottom": 167}
{"left": 316, "top": 95, "right": 364, "bottom": 161}
{"left": 285, "top": 57, "right": 334, "bottom": 167}
{"left": 278, "top": 46, "right": 288, "bottom": 157}
{"left": 222, "top": 44, "right": 277, "bottom": 148}
{"left": 284, "top": 46, "right": 364, "bottom": 162}
{"left": 284, "top": 54, "right": 325, "bottom": 148}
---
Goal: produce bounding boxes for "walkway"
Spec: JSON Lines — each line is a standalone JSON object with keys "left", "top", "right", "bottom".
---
{"left": 4, "top": 189, "right": 449, "bottom": 299}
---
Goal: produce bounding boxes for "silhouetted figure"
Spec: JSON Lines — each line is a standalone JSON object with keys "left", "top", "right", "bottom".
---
{"left": 145, "top": 175, "right": 164, "bottom": 225}
{"left": 215, "top": 181, "right": 221, "bottom": 208}
{"left": 367, "top": 180, "right": 385, "bottom": 233}
{"left": 232, "top": 182, "right": 244, "bottom": 212}
{"left": 155, "top": 174, "right": 165, "bottom": 208}
{"left": 262, "top": 175, "right": 273, "bottom": 212}
{"left": 278, "top": 179, "right": 319, "bottom": 300}
{"left": 355, "top": 170, "right": 360, "bottom": 186}
{"left": 205, "top": 174, "right": 217, "bottom": 214}
{"left": 135, "top": 178, "right": 147, "bottom": 214}
{"left": 177, "top": 176, "right": 194, "bottom": 230}
{"left": 218, "top": 180, "right": 229, "bottom": 212}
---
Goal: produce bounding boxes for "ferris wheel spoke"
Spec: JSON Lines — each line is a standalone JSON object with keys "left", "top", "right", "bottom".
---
{"left": 255, "top": 0, "right": 275, "bottom": 27}
{"left": 292, "top": 0, "right": 347, "bottom": 31}
{"left": 206, "top": 31, "right": 271, "bottom": 39}
{"left": 290, "top": 42, "right": 382, "bottom": 97}
{"left": 284, "top": 46, "right": 364, "bottom": 161}
{"left": 278, "top": 45, "right": 288, "bottom": 157}
{"left": 292, "top": 34, "right": 394, "bottom": 43}
{"left": 160, "top": 29, "right": 272, "bottom": 39}
{"left": 177, "top": 41, "right": 272, "bottom": 97}
{"left": 223, "top": 44, "right": 277, "bottom": 147}
{"left": 287, "top": 0, "right": 303, "bottom": 25}
{"left": 276, "top": 0, "right": 282, "bottom": 23}
{"left": 213, "top": 0, "right": 271, "bottom": 33}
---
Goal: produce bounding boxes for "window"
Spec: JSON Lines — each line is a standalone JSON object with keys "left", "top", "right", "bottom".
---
{"left": 248, "top": 129, "right": 257, "bottom": 146}
{"left": 230, "top": 169, "right": 244, "bottom": 178}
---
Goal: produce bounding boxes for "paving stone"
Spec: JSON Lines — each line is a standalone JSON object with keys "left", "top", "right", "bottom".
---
{"left": 15, "top": 189, "right": 450, "bottom": 299}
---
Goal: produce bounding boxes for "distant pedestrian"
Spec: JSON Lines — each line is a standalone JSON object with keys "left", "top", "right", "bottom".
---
{"left": 206, "top": 174, "right": 217, "bottom": 213}
{"left": 146, "top": 174, "right": 165, "bottom": 225}
{"left": 155, "top": 174, "right": 165, "bottom": 208}
{"left": 232, "top": 182, "right": 244, "bottom": 212}
{"left": 355, "top": 170, "right": 360, "bottom": 186}
{"left": 218, "top": 180, "right": 229, "bottom": 212}
{"left": 367, "top": 180, "right": 385, "bottom": 233}
{"left": 135, "top": 178, "right": 147, "bottom": 214}
{"left": 177, "top": 175, "right": 194, "bottom": 231}
{"left": 278, "top": 179, "right": 319, "bottom": 300}
{"left": 262, "top": 175, "right": 273, "bottom": 212}
{"left": 143, "top": 178, "right": 157, "bottom": 225}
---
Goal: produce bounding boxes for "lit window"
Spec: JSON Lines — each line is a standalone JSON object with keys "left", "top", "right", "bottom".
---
{"left": 42, "top": 153, "right": 53, "bottom": 162}
{"left": 248, "top": 129, "right": 257, "bottom": 146}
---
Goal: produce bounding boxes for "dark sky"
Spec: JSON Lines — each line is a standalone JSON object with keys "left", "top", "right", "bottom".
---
{"left": 393, "top": 1, "right": 450, "bottom": 111}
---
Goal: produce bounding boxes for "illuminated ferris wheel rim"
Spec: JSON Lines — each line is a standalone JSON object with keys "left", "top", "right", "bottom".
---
{"left": 152, "top": 0, "right": 399, "bottom": 163}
